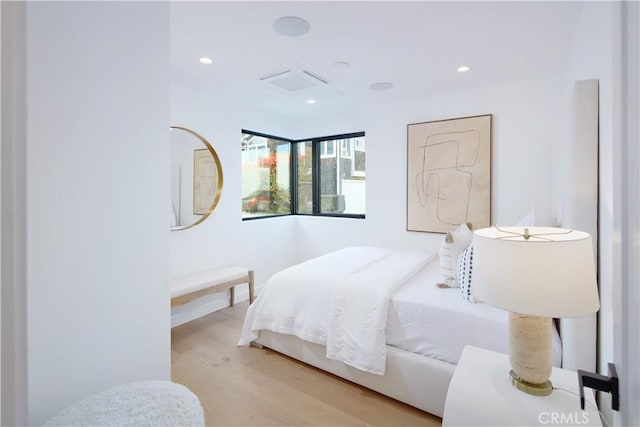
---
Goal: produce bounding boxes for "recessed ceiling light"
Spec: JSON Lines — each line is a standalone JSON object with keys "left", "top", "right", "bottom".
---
{"left": 333, "top": 61, "right": 350, "bottom": 69}
{"left": 457, "top": 65, "right": 471, "bottom": 73}
{"left": 199, "top": 57, "right": 213, "bottom": 65}
{"left": 273, "top": 16, "right": 310, "bottom": 37}
{"left": 369, "top": 82, "right": 394, "bottom": 91}
{"left": 306, "top": 99, "right": 316, "bottom": 104}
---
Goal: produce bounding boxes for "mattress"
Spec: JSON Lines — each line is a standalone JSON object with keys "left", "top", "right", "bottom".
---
{"left": 386, "top": 259, "right": 562, "bottom": 367}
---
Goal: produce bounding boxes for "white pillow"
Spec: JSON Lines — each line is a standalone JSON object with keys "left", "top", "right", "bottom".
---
{"left": 438, "top": 223, "right": 473, "bottom": 287}
{"left": 458, "top": 243, "right": 479, "bottom": 303}
{"left": 438, "top": 235, "right": 456, "bottom": 287}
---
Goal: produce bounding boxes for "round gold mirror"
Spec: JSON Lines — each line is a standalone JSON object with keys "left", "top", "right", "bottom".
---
{"left": 170, "top": 126, "right": 223, "bottom": 230}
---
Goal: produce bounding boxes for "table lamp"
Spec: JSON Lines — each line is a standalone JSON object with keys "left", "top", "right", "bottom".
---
{"left": 472, "top": 226, "right": 600, "bottom": 396}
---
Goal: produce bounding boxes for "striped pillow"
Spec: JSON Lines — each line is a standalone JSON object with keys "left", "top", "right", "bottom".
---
{"left": 458, "top": 244, "right": 479, "bottom": 303}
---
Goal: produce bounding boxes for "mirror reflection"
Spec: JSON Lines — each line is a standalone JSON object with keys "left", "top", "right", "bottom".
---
{"left": 170, "top": 126, "right": 223, "bottom": 230}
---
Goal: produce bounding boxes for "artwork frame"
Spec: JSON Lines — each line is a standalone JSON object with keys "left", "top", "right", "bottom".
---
{"left": 407, "top": 114, "right": 491, "bottom": 233}
{"left": 193, "top": 148, "right": 218, "bottom": 215}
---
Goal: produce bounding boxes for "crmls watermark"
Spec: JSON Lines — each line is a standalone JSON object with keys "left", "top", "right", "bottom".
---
{"left": 538, "top": 411, "right": 592, "bottom": 425}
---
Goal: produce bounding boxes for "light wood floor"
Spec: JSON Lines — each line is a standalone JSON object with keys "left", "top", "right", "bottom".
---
{"left": 171, "top": 302, "right": 442, "bottom": 426}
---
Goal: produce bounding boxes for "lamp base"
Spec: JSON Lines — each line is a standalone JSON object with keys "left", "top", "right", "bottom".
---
{"left": 509, "top": 369, "right": 552, "bottom": 396}
{"left": 509, "top": 312, "right": 553, "bottom": 396}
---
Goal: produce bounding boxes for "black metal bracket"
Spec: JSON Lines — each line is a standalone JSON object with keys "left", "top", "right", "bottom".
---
{"left": 577, "top": 363, "right": 619, "bottom": 411}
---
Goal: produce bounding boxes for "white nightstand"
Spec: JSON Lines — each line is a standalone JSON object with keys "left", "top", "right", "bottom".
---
{"left": 443, "top": 346, "right": 602, "bottom": 427}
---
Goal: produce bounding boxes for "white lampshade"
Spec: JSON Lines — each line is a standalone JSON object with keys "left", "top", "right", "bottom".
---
{"left": 473, "top": 226, "right": 600, "bottom": 318}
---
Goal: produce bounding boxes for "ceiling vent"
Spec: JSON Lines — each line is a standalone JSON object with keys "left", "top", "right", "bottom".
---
{"left": 259, "top": 68, "right": 329, "bottom": 94}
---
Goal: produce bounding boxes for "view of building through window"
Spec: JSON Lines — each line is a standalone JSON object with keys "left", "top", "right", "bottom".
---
{"left": 296, "top": 141, "right": 313, "bottom": 214}
{"left": 241, "top": 133, "right": 290, "bottom": 218}
{"left": 319, "top": 136, "right": 365, "bottom": 215}
{"left": 242, "top": 131, "right": 365, "bottom": 219}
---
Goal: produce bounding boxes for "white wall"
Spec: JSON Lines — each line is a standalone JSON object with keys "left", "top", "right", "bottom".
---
{"left": 170, "top": 84, "right": 297, "bottom": 326}
{"left": 557, "top": 2, "right": 618, "bottom": 422}
{"left": 1, "top": 2, "right": 3, "bottom": 420}
{"left": 1, "top": 2, "right": 28, "bottom": 425}
{"left": 558, "top": 3, "right": 640, "bottom": 425}
{"left": 24, "top": 3, "right": 171, "bottom": 424}
{"left": 1, "top": 6, "right": 2, "bottom": 421}
{"left": 290, "top": 78, "right": 560, "bottom": 262}
{"left": 618, "top": 2, "right": 639, "bottom": 425}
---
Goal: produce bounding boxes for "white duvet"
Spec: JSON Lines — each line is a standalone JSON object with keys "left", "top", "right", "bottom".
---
{"left": 238, "top": 246, "right": 435, "bottom": 375}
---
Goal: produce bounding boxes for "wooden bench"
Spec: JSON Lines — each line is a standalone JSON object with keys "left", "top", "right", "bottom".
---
{"left": 170, "top": 267, "right": 254, "bottom": 308}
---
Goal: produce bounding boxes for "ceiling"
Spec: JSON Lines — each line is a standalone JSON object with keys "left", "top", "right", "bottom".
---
{"left": 170, "top": 1, "right": 584, "bottom": 119}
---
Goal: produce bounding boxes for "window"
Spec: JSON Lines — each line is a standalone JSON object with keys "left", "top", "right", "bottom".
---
{"left": 241, "top": 130, "right": 365, "bottom": 219}
{"left": 241, "top": 132, "right": 291, "bottom": 218}
{"left": 296, "top": 141, "right": 313, "bottom": 214}
{"left": 351, "top": 137, "right": 365, "bottom": 177}
{"left": 319, "top": 135, "right": 365, "bottom": 215}
{"left": 340, "top": 140, "right": 352, "bottom": 159}
{"left": 320, "top": 141, "right": 336, "bottom": 158}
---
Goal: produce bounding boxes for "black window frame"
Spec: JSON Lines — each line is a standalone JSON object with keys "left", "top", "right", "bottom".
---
{"left": 241, "top": 129, "right": 366, "bottom": 221}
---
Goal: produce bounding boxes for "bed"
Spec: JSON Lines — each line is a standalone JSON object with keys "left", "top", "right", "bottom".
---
{"left": 238, "top": 246, "right": 595, "bottom": 417}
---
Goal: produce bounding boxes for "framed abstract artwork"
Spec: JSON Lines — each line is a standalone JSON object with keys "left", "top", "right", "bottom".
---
{"left": 193, "top": 148, "right": 217, "bottom": 215}
{"left": 407, "top": 114, "right": 491, "bottom": 233}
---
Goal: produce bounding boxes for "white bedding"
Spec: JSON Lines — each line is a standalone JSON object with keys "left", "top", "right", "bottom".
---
{"left": 326, "top": 248, "right": 435, "bottom": 373}
{"left": 238, "top": 247, "right": 434, "bottom": 374}
{"left": 387, "top": 259, "right": 562, "bottom": 367}
{"left": 239, "top": 246, "right": 562, "bottom": 374}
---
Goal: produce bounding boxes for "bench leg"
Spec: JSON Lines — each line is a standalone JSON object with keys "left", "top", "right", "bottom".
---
{"left": 248, "top": 270, "right": 255, "bottom": 304}
{"left": 229, "top": 286, "right": 234, "bottom": 307}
